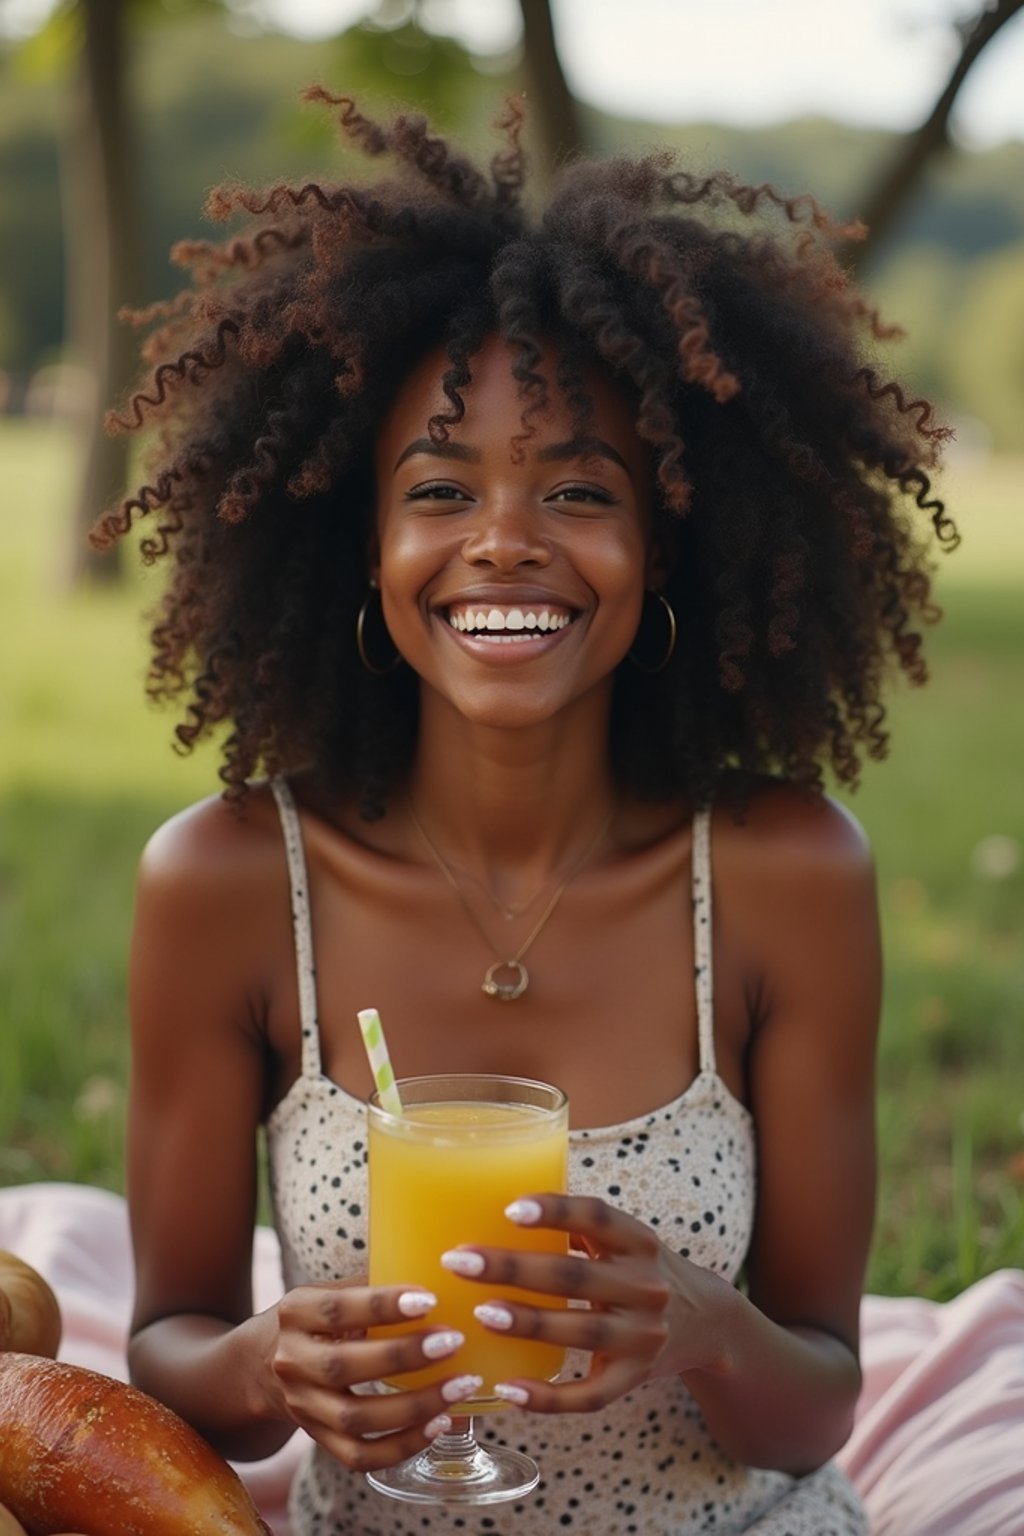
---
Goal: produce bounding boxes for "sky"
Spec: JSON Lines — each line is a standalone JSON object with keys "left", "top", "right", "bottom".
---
{"left": 3, "top": 0, "right": 1023, "bottom": 148}
{"left": 258, "top": 0, "right": 1024, "bottom": 150}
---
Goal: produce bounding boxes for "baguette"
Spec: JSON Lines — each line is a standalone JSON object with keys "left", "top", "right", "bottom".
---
{"left": 0, "top": 1354, "right": 272, "bottom": 1536}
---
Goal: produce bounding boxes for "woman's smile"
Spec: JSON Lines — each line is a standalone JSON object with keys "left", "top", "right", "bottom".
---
{"left": 445, "top": 604, "right": 575, "bottom": 639}
{"left": 436, "top": 587, "right": 582, "bottom": 668}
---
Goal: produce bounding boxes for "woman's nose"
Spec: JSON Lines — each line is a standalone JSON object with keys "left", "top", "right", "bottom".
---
{"left": 460, "top": 498, "right": 551, "bottom": 570}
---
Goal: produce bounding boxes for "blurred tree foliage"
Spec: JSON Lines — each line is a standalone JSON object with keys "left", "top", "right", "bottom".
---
{"left": 943, "top": 241, "right": 1024, "bottom": 447}
{"left": 0, "top": 66, "right": 64, "bottom": 376}
{"left": 1, "top": 6, "right": 1023, "bottom": 444}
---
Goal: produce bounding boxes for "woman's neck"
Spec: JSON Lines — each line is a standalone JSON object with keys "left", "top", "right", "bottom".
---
{"left": 405, "top": 696, "right": 618, "bottom": 909}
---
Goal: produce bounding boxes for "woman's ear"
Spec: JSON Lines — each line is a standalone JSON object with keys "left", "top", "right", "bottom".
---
{"left": 366, "top": 533, "right": 381, "bottom": 587}
{"left": 645, "top": 536, "right": 673, "bottom": 590}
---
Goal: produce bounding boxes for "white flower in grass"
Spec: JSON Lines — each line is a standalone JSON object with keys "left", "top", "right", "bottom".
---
{"left": 74, "top": 1075, "right": 119, "bottom": 1121}
{"left": 971, "top": 835, "right": 1021, "bottom": 881}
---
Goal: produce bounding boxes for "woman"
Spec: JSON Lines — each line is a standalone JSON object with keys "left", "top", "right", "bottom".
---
{"left": 97, "top": 94, "right": 954, "bottom": 1534}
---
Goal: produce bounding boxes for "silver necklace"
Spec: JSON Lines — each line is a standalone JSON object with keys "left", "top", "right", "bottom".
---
{"left": 406, "top": 798, "right": 615, "bottom": 1001}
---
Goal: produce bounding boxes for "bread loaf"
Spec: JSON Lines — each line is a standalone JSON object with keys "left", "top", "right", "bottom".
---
{"left": 0, "top": 1354, "right": 272, "bottom": 1536}
{"left": 0, "top": 1253, "right": 61, "bottom": 1361}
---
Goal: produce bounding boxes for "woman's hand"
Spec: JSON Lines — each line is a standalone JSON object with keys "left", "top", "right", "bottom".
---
{"left": 262, "top": 1283, "right": 482, "bottom": 1470}
{"left": 440, "top": 1194, "right": 737, "bottom": 1414}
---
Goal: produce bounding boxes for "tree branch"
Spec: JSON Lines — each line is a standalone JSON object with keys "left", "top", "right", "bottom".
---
{"left": 846, "top": 0, "right": 1024, "bottom": 272}
{"left": 66, "top": 0, "right": 142, "bottom": 583}
{"left": 518, "top": 0, "right": 587, "bottom": 176}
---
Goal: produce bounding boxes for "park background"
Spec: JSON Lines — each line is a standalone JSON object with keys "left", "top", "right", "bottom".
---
{"left": 1, "top": 0, "right": 1022, "bottom": 1299}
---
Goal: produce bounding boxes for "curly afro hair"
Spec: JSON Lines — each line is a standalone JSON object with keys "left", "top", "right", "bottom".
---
{"left": 93, "top": 91, "right": 956, "bottom": 817}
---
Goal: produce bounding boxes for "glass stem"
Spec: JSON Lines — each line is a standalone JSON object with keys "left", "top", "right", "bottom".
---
{"left": 426, "top": 1417, "right": 487, "bottom": 1474}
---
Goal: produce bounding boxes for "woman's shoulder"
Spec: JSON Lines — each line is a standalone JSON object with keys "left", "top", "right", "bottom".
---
{"left": 712, "top": 774, "right": 873, "bottom": 876}
{"left": 617, "top": 777, "right": 871, "bottom": 883}
{"left": 137, "top": 781, "right": 286, "bottom": 907}
{"left": 708, "top": 777, "right": 877, "bottom": 961}
{"left": 707, "top": 781, "right": 881, "bottom": 1066}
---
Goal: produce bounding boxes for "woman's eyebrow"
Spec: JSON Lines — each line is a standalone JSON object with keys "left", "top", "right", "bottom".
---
{"left": 536, "top": 437, "right": 630, "bottom": 472}
{"left": 392, "top": 434, "right": 631, "bottom": 473}
{"left": 394, "top": 438, "right": 481, "bottom": 470}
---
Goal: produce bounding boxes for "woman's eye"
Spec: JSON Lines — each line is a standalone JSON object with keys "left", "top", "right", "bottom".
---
{"left": 405, "top": 482, "right": 467, "bottom": 502}
{"left": 549, "top": 484, "right": 617, "bottom": 506}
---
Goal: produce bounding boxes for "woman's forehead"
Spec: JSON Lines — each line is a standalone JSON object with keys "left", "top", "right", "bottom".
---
{"left": 375, "top": 332, "right": 645, "bottom": 466}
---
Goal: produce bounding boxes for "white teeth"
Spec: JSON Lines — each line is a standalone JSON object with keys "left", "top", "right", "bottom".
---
{"left": 447, "top": 606, "right": 572, "bottom": 636}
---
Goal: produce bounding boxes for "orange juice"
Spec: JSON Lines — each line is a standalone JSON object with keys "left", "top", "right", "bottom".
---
{"left": 368, "top": 1084, "right": 569, "bottom": 1402}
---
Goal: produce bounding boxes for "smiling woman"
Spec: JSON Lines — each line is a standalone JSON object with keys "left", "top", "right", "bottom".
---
{"left": 81, "top": 92, "right": 958, "bottom": 1536}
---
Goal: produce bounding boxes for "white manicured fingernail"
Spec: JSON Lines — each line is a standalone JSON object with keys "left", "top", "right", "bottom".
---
{"left": 441, "top": 1374, "right": 484, "bottom": 1404}
{"left": 474, "top": 1302, "right": 514, "bottom": 1330}
{"left": 398, "top": 1290, "right": 437, "bottom": 1317}
{"left": 424, "top": 1413, "right": 452, "bottom": 1439}
{"left": 494, "top": 1382, "right": 530, "bottom": 1406}
{"left": 440, "top": 1248, "right": 485, "bottom": 1276}
{"left": 504, "top": 1199, "right": 543, "bottom": 1225}
{"left": 422, "top": 1329, "right": 464, "bottom": 1360}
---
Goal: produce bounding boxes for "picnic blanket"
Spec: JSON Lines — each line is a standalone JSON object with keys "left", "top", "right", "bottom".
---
{"left": 1, "top": 1182, "right": 1021, "bottom": 1535}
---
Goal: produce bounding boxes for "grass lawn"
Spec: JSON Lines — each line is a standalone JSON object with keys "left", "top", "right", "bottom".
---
{"left": 1, "top": 420, "right": 1022, "bottom": 1297}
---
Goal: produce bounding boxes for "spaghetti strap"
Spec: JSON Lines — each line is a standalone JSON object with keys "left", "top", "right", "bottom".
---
{"left": 270, "top": 777, "right": 323, "bottom": 1080}
{"left": 691, "top": 807, "right": 716, "bottom": 1076}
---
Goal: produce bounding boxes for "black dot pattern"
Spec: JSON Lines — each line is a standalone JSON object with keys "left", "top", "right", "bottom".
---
{"left": 266, "top": 782, "right": 868, "bottom": 1534}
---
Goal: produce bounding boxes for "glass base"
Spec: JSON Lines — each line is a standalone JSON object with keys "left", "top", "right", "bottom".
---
{"left": 366, "top": 1426, "right": 539, "bottom": 1506}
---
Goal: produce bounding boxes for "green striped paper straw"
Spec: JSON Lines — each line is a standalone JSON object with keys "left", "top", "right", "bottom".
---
{"left": 357, "top": 1007, "right": 404, "bottom": 1116}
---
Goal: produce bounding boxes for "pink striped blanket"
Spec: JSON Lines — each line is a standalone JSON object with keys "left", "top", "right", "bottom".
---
{"left": 1, "top": 1183, "right": 1020, "bottom": 1534}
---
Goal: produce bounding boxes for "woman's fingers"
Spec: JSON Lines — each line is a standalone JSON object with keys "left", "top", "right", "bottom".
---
{"left": 507, "top": 1194, "right": 663, "bottom": 1256}
{"left": 297, "top": 1377, "right": 482, "bottom": 1472}
{"left": 318, "top": 1420, "right": 438, "bottom": 1474}
{"left": 495, "top": 1356, "right": 647, "bottom": 1417}
{"left": 473, "top": 1296, "right": 667, "bottom": 1359}
{"left": 298, "top": 1373, "right": 480, "bottom": 1444}
{"left": 440, "top": 1192, "right": 666, "bottom": 1298}
{"left": 265, "top": 1281, "right": 505, "bottom": 1471}
{"left": 436, "top": 1194, "right": 688, "bottom": 1406}
{"left": 274, "top": 1280, "right": 456, "bottom": 1392}
{"left": 279, "top": 1322, "right": 467, "bottom": 1392}
{"left": 278, "top": 1282, "right": 438, "bottom": 1339}
{"left": 441, "top": 1242, "right": 668, "bottom": 1311}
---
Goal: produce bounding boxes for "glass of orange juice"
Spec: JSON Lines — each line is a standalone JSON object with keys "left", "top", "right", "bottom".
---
{"left": 366, "top": 1073, "right": 569, "bottom": 1504}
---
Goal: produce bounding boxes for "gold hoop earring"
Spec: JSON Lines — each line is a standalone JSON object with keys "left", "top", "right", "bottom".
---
{"left": 628, "top": 590, "right": 677, "bottom": 674}
{"left": 356, "top": 582, "right": 402, "bottom": 675}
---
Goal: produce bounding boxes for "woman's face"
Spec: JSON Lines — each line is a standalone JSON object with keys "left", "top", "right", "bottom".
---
{"left": 373, "top": 333, "right": 657, "bottom": 733}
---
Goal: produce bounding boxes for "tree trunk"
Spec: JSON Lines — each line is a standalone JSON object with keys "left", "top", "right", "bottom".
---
{"left": 847, "top": 0, "right": 1024, "bottom": 273}
{"left": 518, "top": 0, "right": 587, "bottom": 177}
{"left": 65, "top": 0, "right": 140, "bottom": 584}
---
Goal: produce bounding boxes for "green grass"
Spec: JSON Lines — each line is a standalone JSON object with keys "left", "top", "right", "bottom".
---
{"left": 0, "top": 420, "right": 220, "bottom": 1187}
{"left": 831, "top": 467, "right": 1024, "bottom": 1293}
{"left": 1, "top": 421, "right": 1022, "bottom": 1298}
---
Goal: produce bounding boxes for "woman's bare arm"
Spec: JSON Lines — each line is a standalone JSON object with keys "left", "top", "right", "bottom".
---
{"left": 125, "top": 797, "right": 292, "bottom": 1458}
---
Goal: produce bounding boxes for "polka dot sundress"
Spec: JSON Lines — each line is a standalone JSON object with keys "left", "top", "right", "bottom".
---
{"left": 265, "top": 780, "right": 868, "bottom": 1536}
